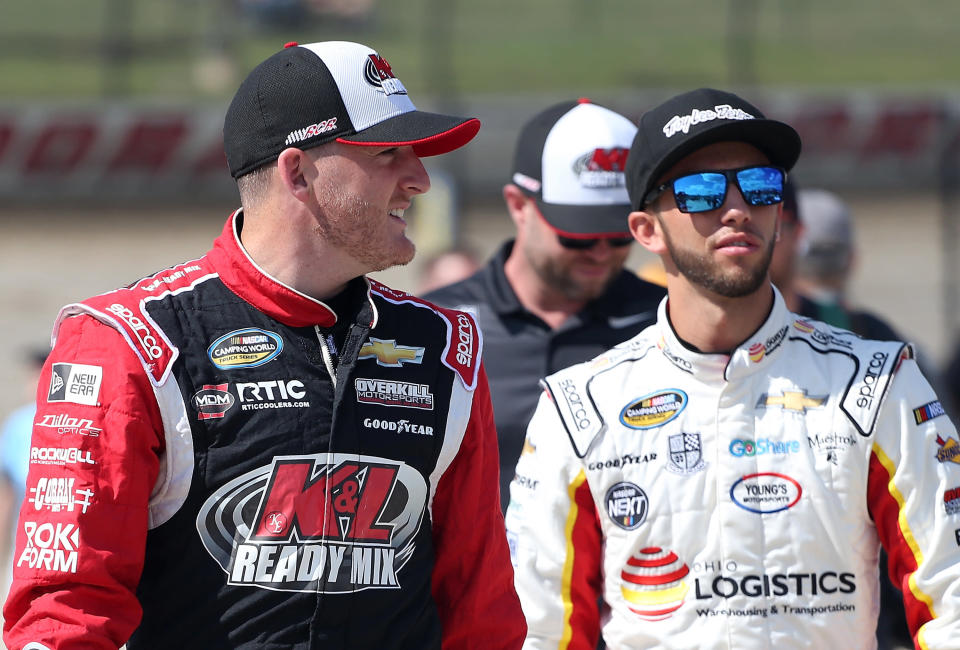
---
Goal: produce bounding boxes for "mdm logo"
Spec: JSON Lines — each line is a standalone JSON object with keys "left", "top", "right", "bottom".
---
{"left": 197, "top": 454, "right": 428, "bottom": 593}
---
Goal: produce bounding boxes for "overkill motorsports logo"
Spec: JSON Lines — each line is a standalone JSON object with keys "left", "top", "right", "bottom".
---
{"left": 197, "top": 453, "right": 427, "bottom": 593}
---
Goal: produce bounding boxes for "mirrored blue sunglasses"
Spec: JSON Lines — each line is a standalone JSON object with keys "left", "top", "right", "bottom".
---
{"left": 643, "top": 165, "right": 786, "bottom": 214}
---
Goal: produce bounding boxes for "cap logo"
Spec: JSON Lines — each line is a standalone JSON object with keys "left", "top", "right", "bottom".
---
{"left": 512, "top": 172, "right": 542, "bottom": 193}
{"left": 364, "top": 54, "right": 408, "bottom": 96}
{"left": 573, "top": 147, "right": 629, "bottom": 188}
{"left": 285, "top": 117, "right": 339, "bottom": 146}
{"left": 662, "top": 104, "right": 755, "bottom": 138}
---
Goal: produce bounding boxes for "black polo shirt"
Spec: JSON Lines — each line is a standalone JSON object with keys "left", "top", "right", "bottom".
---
{"left": 424, "top": 240, "right": 666, "bottom": 511}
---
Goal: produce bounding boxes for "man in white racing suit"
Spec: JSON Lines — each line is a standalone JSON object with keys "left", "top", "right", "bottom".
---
{"left": 506, "top": 88, "right": 960, "bottom": 649}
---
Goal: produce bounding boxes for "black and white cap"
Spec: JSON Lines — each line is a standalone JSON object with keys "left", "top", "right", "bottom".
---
{"left": 224, "top": 41, "right": 481, "bottom": 178}
{"left": 625, "top": 87, "right": 802, "bottom": 211}
{"left": 511, "top": 99, "right": 637, "bottom": 237}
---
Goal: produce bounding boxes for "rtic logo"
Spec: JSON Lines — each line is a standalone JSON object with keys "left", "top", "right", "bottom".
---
{"left": 359, "top": 338, "right": 425, "bottom": 367}
{"left": 285, "top": 117, "right": 338, "bottom": 146}
{"left": 237, "top": 380, "right": 310, "bottom": 411}
{"left": 197, "top": 454, "right": 428, "bottom": 593}
{"left": 17, "top": 521, "right": 80, "bottom": 573}
{"left": 47, "top": 363, "right": 102, "bottom": 406}
{"left": 192, "top": 384, "right": 235, "bottom": 420}
{"left": 28, "top": 477, "right": 94, "bottom": 514}
{"left": 573, "top": 147, "right": 629, "bottom": 189}
{"left": 355, "top": 379, "right": 433, "bottom": 410}
{"left": 35, "top": 413, "right": 101, "bottom": 437}
{"left": 364, "top": 54, "right": 407, "bottom": 96}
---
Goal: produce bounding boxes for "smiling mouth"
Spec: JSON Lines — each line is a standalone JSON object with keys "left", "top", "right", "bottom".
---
{"left": 389, "top": 208, "right": 405, "bottom": 218}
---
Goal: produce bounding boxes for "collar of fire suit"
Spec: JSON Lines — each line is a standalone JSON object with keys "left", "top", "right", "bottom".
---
{"left": 208, "top": 209, "right": 376, "bottom": 329}
{"left": 657, "top": 285, "right": 793, "bottom": 382}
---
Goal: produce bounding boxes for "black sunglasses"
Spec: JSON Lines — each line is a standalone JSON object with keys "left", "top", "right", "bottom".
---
{"left": 557, "top": 235, "right": 634, "bottom": 250}
{"left": 644, "top": 165, "right": 786, "bottom": 214}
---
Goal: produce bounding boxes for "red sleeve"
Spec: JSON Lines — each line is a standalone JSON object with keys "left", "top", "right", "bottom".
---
{"left": 430, "top": 364, "right": 526, "bottom": 649}
{"left": 3, "top": 314, "right": 164, "bottom": 650}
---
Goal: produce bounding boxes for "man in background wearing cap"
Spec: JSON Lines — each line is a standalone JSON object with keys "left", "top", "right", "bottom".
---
{"left": 508, "top": 88, "right": 960, "bottom": 648}
{"left": 3, "top": 41, "right": 524, "bottom": 649}
{"left": 425, "top": 99, "right": 665, "bottom": 512}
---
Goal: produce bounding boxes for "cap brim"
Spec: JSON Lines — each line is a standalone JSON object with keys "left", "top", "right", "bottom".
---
{"left": 641, "top": 119, "right": 801, "bottom": 207}
{"left": 536, "top": 199, "right": 633, "bottom": 237}
{"left": 338, "top": 111, "right": 481, "bottom": 157}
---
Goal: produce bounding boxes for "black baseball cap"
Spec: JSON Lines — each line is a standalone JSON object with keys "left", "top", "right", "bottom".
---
{"left": 224, "top": 41, "right": 481, "bottom": 179}
{"left": 511, "top": 99, "right": 638, "bottom": 237}
{"left": 625, "top": 88, "right": 801, "bottom": 211}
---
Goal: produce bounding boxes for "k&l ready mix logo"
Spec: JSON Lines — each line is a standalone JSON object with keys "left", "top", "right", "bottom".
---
{"left": 197, "top": 453, "right": 427, "bottom": 593}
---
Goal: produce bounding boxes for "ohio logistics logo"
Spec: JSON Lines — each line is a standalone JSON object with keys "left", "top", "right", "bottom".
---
{"left": 620, "top": 547, "right": 690, "bottom": 621}
{"left": 197, "top": 453, "right": 427, "bottom": 593}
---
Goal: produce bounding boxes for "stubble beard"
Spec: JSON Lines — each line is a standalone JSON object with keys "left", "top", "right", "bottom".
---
{"left": 530, "top": 251, "right": 619, "bottom": 302}
{"left": 660, "top": 220, "right": 774, "bottom": 298}
{"left": 314, "top": 190, "right": 415, "bottom": 273}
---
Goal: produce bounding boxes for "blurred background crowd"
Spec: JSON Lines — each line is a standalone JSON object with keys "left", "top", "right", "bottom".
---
{"left": 1, "top": 1, "right": 960, "bottom": 647}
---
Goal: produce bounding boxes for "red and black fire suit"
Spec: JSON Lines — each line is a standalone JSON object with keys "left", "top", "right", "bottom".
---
{"left": 3, "top": 211, "right": 525, "bottom": 650}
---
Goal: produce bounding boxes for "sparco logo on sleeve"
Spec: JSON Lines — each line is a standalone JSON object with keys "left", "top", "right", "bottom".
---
{"left": 197, "top": 454, "right": 427, "bottom": 593}
{"left": 47, "top": 363, "right": 102, "bottom": 406}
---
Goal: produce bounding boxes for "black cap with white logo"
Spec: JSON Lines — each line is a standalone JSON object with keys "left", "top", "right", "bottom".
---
{"left": 625, "top": 88, "right": 802, "bottom": 210}
{"left": 511, "top": 99, "right": 638, "bottom": 237}
{"left": 223, "top": 41, "right": 481, "bottom": 178}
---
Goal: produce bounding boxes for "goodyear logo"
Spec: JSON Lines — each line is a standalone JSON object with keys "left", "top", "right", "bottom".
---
{"left": 207, "top": 329, "right": 283, "bottom": 370}
{"left": 620, "top": 390, "right": 687, "bottom": 430}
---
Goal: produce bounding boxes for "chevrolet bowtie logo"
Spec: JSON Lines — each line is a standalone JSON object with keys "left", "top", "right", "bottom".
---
{"left": 359, "top": 338, "right": 425, "bottom": 367}
{"left": 759, "top": 390, "right": 826, "bottom": 413}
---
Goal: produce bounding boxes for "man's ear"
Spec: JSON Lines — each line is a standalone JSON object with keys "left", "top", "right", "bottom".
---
{"left": 629, "top": 209, "right": 668, "bottom": 256}
{"left": 276, "top": 147, "right": 312, "bottom": 202}
{"left": 502, "top": 183, "right": 530, "bottom": 228}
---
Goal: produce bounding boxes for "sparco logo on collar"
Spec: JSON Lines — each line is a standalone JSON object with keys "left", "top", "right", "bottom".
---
{"left": 557, "top": 379, "right": 591, "bottom": 430}
{"left": 856, "top": 351, "right": 889, "bottom": 409}
{"left": 662, "top": 104, "right": 754, "bottom": 138}
{"left": 364, "top": 54, "right": 407, "bottom": 96}
{"left": 197, "top": 454, "right": 427, "bottom": 593}
{"left": 207, "top": 328, "right": 283, "bottom": 370}
{"left": 47, "top": 363, "right": 102, "bottom": 406}
{"left": 355, "top": 379, "right": 434, "bottom": 410}
{"left": 620, "top": 390, "right": 687, "bottom": 430}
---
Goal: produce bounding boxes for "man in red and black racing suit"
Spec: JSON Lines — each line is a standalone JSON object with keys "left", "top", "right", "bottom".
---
{"left": 4, "top": 39, "right": 524, "bottom": 650}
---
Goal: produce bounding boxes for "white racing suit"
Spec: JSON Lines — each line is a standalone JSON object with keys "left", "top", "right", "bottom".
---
{"left": 507, "top": 289, "right": 960, "bottom": 649}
